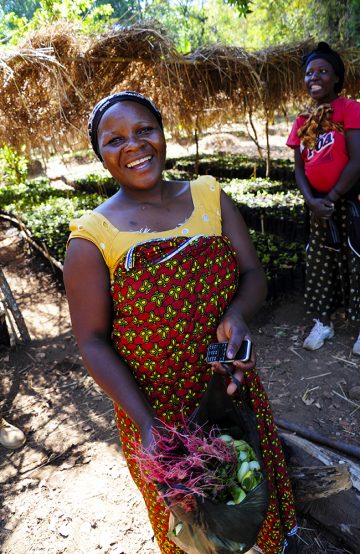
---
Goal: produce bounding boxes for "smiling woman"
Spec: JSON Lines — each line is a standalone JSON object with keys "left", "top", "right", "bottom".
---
{"left": 63, "top": 91, "right": 297, "bottom": 554}
{"left": 287, "top": 42, "right": 360, "bottom": 354}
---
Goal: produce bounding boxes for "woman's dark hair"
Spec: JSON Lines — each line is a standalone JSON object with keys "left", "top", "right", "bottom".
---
{"left": 88, "top": 91, "right": 164, "bottom": 161}
{"left": 302, "top": 42, "right": 345, "bottom": 93}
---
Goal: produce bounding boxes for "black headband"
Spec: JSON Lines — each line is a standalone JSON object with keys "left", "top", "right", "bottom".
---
{"left": 302, "top": 42, "right": 345, "bottom": 93}
{"left": 88, "top": 91, "right": 164, "bottom": 161}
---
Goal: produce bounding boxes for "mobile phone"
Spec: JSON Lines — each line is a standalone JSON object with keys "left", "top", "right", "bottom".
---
{"left": 206, "top": 340, "right": 252, "bottom": 364}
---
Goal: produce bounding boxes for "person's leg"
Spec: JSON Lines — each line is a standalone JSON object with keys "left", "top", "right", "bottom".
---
{"left": 303, "top": 318, "right": 334, "bottom": 350}
{"left": 303, "top": 215, "right": 342, "bottom": 350}
{"left": 0, "top": 418, "right": 26, "bottom": 449}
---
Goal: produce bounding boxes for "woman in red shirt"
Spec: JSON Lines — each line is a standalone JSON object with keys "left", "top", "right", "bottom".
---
{"left": 287, "top": 42, "right": 360, "bottom": 354}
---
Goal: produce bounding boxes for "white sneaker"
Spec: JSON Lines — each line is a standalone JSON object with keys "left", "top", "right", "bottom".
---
{"left": 303, "top": 319, "right": 334, "bottom": 351}
{"left": 0, "top": 418, "right": 26, "bottom": 449}
{"left": 353, "top": 333, "right": 360, "bottom": 356}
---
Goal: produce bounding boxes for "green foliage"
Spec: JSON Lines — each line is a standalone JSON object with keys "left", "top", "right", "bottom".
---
{"left": 230, "top": 0, "right": 313, "bottom": 49}
{"left": 0, "top": 145, "right": 28, "bottom": 186}
{"left": 2, "top": 0, "right": 360, "bottom": 50}
{"left": 224, "top": 0, "right": 252, "bottom": 16}
{"left": 0, "top": 177, "right": 103, "bottom": 261}
{"left": 0, "top": 178, "right": 71, "bottom": 210}
{"left": 30, "top": 0, "right": 115, "bottom": 34}
{"left": 21, "top": 195, "right": 102, "bottom": 261}
{"left": 306, "top": 0, "right": 360, "bottom": 48}
{"left": 202, "top": 0, "right": 253, "bottom": 45}
{"left": 73, "top": 172, "right": 118, "bottom": 195}
{"left": 0, "top": 10, "right": 28, "bottom": 43}
{"left": 166, "top": 153, "right": 295, "bottom": 182}
{"left": 0, "top": 169, "right": 305, "bottom": 280}
{"left": 0, "top": 0, "right": 117, "bottom": 42}
{"left": 223, "top": 178, "right": 304, "bottom": 220}
{"left": 0, "top": 0, "right": 39, "bottom": 19}
{"left": 249, "top": 229, "right": 305, "bottom": 278}
{"left": 144, "top": 0, "right": 208, "bottom": 53}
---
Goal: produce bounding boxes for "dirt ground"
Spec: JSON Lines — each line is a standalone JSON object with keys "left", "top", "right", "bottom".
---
{"left": 1, "top": 130, "right": 359, "bottom": 554}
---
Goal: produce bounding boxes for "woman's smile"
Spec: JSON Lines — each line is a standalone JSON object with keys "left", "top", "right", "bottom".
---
{"left": 126, "top": 155, "right": 153, "bottom": 169}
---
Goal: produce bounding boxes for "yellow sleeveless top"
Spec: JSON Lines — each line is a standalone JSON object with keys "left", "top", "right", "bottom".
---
{"left": 68, "top": 175, "right": 222, "bottom": 279}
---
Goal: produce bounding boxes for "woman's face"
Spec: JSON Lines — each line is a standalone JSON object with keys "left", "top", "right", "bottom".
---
{"left": 97, "top": 101, "right": 166, "bottom": 191}
{"left": 304, "top": 58, "right": 339, "bottom": 104}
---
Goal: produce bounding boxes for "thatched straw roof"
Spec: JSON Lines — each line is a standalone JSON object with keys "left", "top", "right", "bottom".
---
{"left": 1, "top": 21, "right": 360, "bottom": 156}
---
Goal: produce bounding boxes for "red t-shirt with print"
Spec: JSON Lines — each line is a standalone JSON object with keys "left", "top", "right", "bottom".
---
{"left": 286, "top": 97, "right": 360, "bottom": 192}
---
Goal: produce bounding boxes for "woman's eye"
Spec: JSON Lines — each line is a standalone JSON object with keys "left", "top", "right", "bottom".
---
{"left": 138, "top": 127, "right": 153, "bottom": 135}
{"left": 108, "top": 137, "right": 124, "bottom": 145}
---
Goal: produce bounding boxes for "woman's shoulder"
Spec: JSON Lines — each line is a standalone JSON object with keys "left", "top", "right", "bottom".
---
{"left": 191, "top": 174, "right": 220, "bottom": 193}
{"left": 333, "top": 96, "right": 360, "bottom": 115}
{"left": 68, "top": 210, "right": 118, "bottom": 250}
{"left": 333, "top": 97, "right": 360, "bottom": 128}
{"left": 68, "top": 209, "right": 120, "bottom": 270}
{"left": 69, "top": 210, "right": 106, "bottom": 235}
{"left": 334, "top": 96, "right": 360, "bottom": 108}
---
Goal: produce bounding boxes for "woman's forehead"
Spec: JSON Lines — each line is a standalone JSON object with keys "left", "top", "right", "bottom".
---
{"left": 99, "top": 101, "right": 159, "bottom": 127}
{"left": 306, "top": 57, "right": 334, "bottom": 70}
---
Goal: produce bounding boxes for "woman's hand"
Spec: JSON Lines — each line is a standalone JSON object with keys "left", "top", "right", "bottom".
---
{"left": 140, "top": 417, "right": 169, "bottom": 453}
{"left": 140, "top": 417, "right": 158, "bottom": 452}
{"left": 212, "top": 310, "right": 256, "bottom": 396}
{"left": 308, "top": 197, "right": 334, "bottom": 220}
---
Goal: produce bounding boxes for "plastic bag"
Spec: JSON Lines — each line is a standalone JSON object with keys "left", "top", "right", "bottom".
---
{"left": 348, "top": 199, "right": 360, "bottom": 257}
{"left": 166, "top": 374, "right": 269, "bottom": 554}
{"left": 324, "top": 217, "right": 341, "bottom": 251}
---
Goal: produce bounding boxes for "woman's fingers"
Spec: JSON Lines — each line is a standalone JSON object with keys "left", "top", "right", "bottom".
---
{"left": 211, "top": 347, "right": 256, "bottom": 396}
{"left": 226, "top": 370, "right": 244, "bottom": 395}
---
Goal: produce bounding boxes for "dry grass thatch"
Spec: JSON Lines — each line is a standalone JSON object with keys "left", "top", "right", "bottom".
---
{"left": 0, "top": 21, "right": 360, "bottom": 157}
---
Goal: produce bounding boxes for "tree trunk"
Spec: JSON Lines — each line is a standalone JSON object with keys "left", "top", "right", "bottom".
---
{"left": 194, "top": 127, "right": 199, "bottom": 175}
{"left": 265, "top": 118, "right": 271, "bottom": 178}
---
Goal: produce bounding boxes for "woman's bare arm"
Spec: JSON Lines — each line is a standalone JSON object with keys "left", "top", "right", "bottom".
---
{"left": 221, "top": 190, "right": 267, "bottom": 324}
{"left": 63, "top": 239, "right": 155, "bottom": 443}
{"left": 216, "top": 191, "right": 267, "bottom": 394}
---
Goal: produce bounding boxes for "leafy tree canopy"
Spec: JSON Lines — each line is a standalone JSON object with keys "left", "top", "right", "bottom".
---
{"left": 0, "top": 0, "right": 359, "bottom": 49}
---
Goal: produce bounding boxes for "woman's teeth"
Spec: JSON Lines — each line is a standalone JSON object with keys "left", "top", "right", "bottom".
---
{"left": 126, "top": 156, "right": 151, "bottom": 168}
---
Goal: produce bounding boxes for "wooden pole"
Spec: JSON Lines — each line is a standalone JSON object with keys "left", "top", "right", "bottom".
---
{"left": 276, "top": 417, "right": 360, "bottom": 460}
{"left": 0, "top": 267, "right": 31, "bottom": 343}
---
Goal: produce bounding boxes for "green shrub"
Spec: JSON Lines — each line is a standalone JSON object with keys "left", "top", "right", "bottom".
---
{"left": 0, "top": 145, "right": 28, "bottom": 185}
{"left": 21, "top": 195, "right": 102, "bottom": 262}
{"left": 72, "top": 173, "right": 118, "bottom": 196}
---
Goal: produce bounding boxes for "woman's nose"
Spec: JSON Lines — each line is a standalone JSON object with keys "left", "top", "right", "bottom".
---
{"left": 309, "top": 70, "right": 320, "bottom": 80}
{"left": 123, "top": 133, "right": 142, "bottom": 149}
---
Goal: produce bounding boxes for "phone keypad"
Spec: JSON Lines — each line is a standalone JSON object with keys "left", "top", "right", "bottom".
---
{"left": 206, "top": 342, "right": 228, "bottom": 363}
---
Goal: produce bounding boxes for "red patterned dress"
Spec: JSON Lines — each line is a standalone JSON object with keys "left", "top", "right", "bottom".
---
{"left": 111, "top": 235, "right": 297, "bottom": 554}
